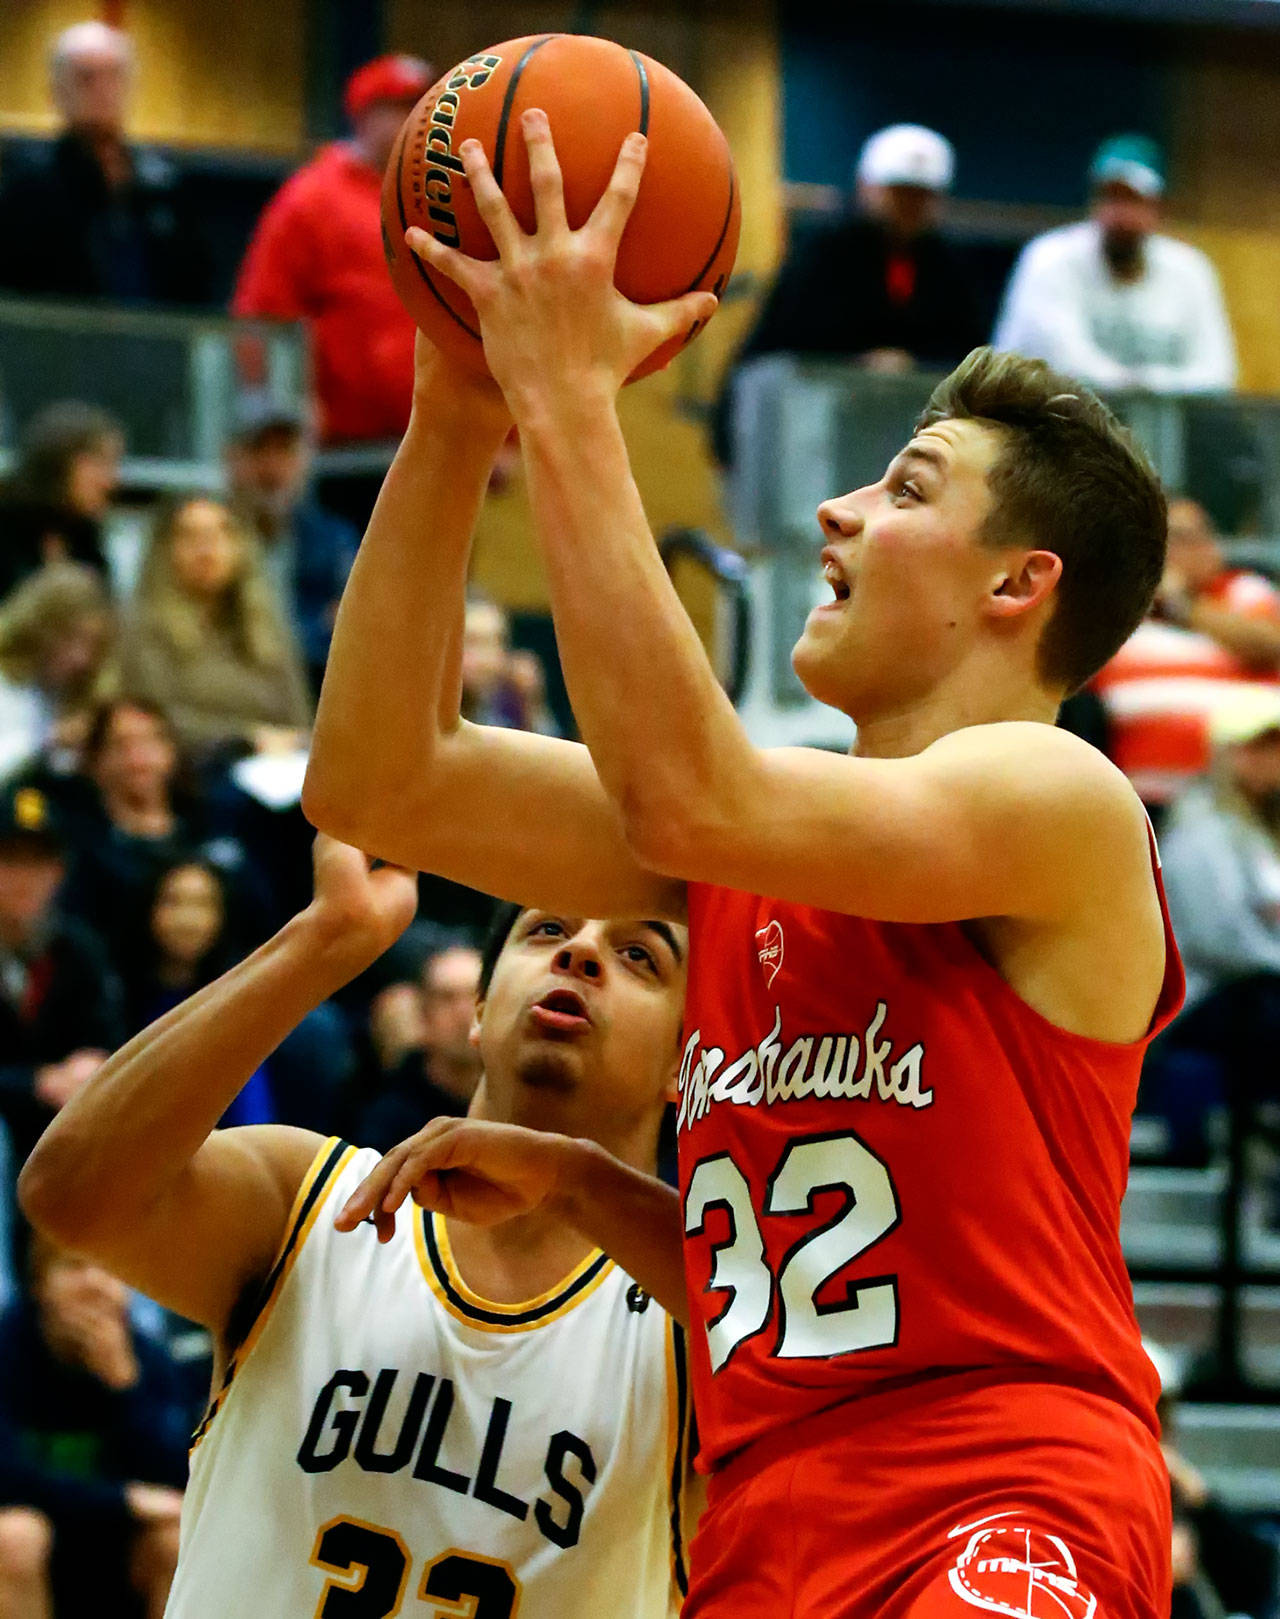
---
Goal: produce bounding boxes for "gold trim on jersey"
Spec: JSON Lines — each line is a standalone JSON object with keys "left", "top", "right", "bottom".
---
{"left": 414, "top": 1210, "right": 615, "bottom": 1333}
{"left": 191, "top": 1137, "right": 357, "bottom": 1451}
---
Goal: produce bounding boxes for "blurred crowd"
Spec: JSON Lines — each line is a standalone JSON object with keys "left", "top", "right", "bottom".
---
{"left": 0, "top": 14, "right": 1279, "bottom": 1618}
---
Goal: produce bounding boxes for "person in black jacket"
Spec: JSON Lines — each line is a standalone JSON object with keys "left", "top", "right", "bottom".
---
{"left": 713, "top": 123, "right": 983, "bottom": 468}
{"left": 0, "top": 1229, "right": 186, "bottom": 1618}
{"left": 0, "top": 781, "right": 123, "bottom": 1166}
{"left": 0, "top": 21, "right": 209, "bottom": 307}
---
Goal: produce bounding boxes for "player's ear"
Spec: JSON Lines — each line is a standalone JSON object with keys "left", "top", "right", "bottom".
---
{"left": 987, "top": 549, "right": 1062, "bottom": 620}
{"left": 469, "top": 1002, "right": 485, "bottom": 1048}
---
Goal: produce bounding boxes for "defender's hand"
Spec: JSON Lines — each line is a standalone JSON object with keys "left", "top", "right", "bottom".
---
{"left": 334, "top": 1118, "right": 573, "bottom": 1242}
{"left": 405, "top": 110, "right": 717, "bottom": 413}
{"left": 300, "top": 835, "right": 418, "bottom": 975}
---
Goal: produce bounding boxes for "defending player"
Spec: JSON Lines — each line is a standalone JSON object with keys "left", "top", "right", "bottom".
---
{"left": 18, "top": 839, "right": 695, "bottom": 1617}
{"left": 303, "top": 117, "right": 1179, "bottom": 1619}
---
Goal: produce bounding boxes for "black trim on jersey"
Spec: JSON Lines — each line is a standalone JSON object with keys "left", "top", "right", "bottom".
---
{"left": 421, "top": 1211, "right": 610, "bottom": 1327}
{"left": 191, "top": 1138, "right": 350, "bottom": 1447}
{"left": 669, "top": 1320, "right": 690, "bottom": 1597}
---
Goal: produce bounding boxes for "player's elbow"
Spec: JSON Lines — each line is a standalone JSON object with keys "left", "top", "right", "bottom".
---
{"left": 619, "top": 790, "right": 724, "bottom": 880}
{"left": 17, "top": 1131, "right": 104, "bottom": 1251}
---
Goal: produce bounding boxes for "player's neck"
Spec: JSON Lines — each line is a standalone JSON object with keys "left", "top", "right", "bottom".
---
{"left": 441, "top": 1209, "right": 597, "bottom": 1306}
{"left": 852, "top": 664, "right": 1060, "bottom": 758}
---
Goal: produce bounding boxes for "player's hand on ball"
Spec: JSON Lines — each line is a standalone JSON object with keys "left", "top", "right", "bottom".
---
{"left": 405, "top": 109, "right": 718, "bottom": 410}
{"left": 410, "top": 331, "right": 512, "bottom": 431}
{"left": 335, "top": 1118, "right": 572, "bottom": 1242}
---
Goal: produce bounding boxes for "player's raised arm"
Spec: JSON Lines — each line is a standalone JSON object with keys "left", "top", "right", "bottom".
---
{"left": 302, "top": 337, "right": 683, "bottom": 922}
{"left": 18, "top": 837, "right": 416, "bottom": 1341}
{"left": 412, "top": 121, "right": 1165, "bottom": 983}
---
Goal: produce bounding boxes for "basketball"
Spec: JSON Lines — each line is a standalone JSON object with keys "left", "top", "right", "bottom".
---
{"left": 381, "top": 34, "right": 741, "bottom": 382}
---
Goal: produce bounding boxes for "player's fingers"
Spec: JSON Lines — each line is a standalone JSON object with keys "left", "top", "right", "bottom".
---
{"left": 637, "top": 289, "right": 719, "bottom": 358}
{"left": 404, "top": 227, "right": 488, "bottom": 300}
{"left": 334, "top": 1144, "right": 410, "bottom": 1229}
{"left": 586, "top": 131, "right": 648, "bottom": 254}
{"left": 521, "top": 108, "right": 568, "bottom": 235}
{"left": 458, "top": 138, "right": 525, "bottom": 255}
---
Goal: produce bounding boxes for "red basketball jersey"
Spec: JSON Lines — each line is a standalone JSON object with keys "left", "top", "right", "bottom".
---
{"left": 678, "top": 863, "right": 1184, "bottom": 1472}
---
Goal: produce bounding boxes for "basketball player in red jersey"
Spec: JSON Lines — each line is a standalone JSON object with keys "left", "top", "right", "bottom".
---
{"left": 306, "top": 113, "right": 1178, "bottom": 1619}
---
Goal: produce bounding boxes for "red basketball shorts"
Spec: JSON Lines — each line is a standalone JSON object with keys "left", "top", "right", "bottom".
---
{"left": 683, "top": 1378, "right": 1171, "bottom": 1619}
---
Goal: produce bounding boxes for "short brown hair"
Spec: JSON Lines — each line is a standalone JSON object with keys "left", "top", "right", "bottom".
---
{"left": 917, "top": 347, "right": 1167, "bottom": 694}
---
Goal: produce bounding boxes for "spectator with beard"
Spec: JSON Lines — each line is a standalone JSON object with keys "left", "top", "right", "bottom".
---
{"left": 350, "top": 942, "right": 483, "bottom": 1152}
{"left": 0, "top": 403, "right": 123, "bottom": 599}
{"left": 994, "top": 135, "right": 1236, "bottom": 393}
{"left": 0, "top": 21, "right": 209, "bottom": 307}
{"left": 0, "top": 563, "right": 114, "bottom": 782}
{"left": 224, "top": 400, "right": 358, "bottom": 695}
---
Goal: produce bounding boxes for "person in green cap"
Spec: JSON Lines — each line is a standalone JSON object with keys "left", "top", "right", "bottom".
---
{"left": 993, "top": 133, "right": 1236, "bottom": 393}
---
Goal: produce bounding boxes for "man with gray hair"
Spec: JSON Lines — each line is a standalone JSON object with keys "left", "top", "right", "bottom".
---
{"left": 0, "top": 19, "right": 209, "bottom": 305}
{"left": 712, "top": 122, "right": 983, "bottom": 467}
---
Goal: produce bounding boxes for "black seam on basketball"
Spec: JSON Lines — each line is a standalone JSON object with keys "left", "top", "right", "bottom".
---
{"left": 395, "top": 109, "right": 482, "bottom": 342}
{"left": 629, "top": 50, "right": 651, "bottom": 135}
{"left": 493, "top": 35, "right": 556, "bottom": 187}
{"left": 679, "top": 162, "right": 737, "bottom": 297}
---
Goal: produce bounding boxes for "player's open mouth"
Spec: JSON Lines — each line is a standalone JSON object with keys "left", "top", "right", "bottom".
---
{"left": 818, "top": 550, "right": 853, "bottom": 608}
{"left": 530, "top": 988, "right": 592, "bottom": 1034}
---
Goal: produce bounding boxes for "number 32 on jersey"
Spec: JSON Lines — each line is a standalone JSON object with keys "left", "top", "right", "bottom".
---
{"left": 683, "top": 1129, "right": 901, "bottom": 1371}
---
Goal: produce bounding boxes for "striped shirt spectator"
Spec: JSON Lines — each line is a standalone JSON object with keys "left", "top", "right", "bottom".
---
{"left": 1093, "top": 498, "right": 1280, "bottom": 805}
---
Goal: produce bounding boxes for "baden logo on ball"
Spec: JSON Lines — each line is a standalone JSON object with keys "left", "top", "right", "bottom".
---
{"left": 381, "top": 33, "right": 741, "bottom": 382}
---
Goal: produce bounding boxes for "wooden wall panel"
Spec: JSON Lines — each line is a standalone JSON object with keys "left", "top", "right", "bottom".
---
{"left": 0, "top": 0, "right": 94, "bottom": 135}
{"left": 0, "top": 0, "right": 307, "bottom": 152}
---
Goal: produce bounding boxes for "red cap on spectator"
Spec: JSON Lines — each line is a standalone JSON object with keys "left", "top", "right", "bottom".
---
{"left": 344, "top": 54, "right": 435, "bottom": 122}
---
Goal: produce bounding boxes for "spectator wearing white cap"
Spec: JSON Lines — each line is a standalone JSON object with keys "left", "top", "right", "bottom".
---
{"left": 993, "top": 134, "right": 1236, "bottom": 393}
{"left": 0, "top": 20, "right": 210, "bottom": 306}
{"left": 712, "top": 122, "right": 983, "bottom": 466}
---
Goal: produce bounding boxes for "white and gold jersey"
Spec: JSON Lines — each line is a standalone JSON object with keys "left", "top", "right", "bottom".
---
{"left": 165, "top": 1139, "right": 692, "bottom": 1619}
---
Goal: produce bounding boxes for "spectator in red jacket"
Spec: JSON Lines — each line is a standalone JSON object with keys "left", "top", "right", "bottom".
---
{"left": 231, "top": 55, "right": 435, "bottom": 446}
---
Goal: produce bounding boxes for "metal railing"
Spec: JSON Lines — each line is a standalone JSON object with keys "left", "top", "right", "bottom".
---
{"left": 0, "top": 296, "right": 307, "bottom": 488}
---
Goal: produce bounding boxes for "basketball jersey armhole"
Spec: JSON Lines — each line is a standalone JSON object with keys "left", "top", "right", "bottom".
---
{"left": 190, "top": 1137, "right": 357, "bottom": 1451}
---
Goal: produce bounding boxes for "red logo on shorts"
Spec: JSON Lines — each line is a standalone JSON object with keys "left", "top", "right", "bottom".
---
{"left": 755, "top": 921, "right": 784, "bottom": 989}
{"left": 947, "top": 1520, "right": 1097, "bottom": 1619}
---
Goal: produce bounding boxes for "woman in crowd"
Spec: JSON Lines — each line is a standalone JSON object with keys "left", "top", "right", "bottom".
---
{"left": 117, "top": 495, "right": 311, "bottom": 764}
{"left": 119, "top": 859, "right": 274, "bottom": 1129}
{"left": 0, "top": 562, "right": 114, "bottom": 779}
{"left": 0, "top": 401, "right": 123, "bottom": 596}
{"left": 56, "top": 698, "right": 276, "bottom": 959}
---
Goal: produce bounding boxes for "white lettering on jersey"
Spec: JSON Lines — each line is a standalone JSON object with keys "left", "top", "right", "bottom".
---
{"left": 677, "top": 1001, "right": 932, "bottom": 1134}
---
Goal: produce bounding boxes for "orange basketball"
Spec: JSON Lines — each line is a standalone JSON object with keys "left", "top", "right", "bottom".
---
{"left": 381, "top": 34, "right": 741, "bottom": 382}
